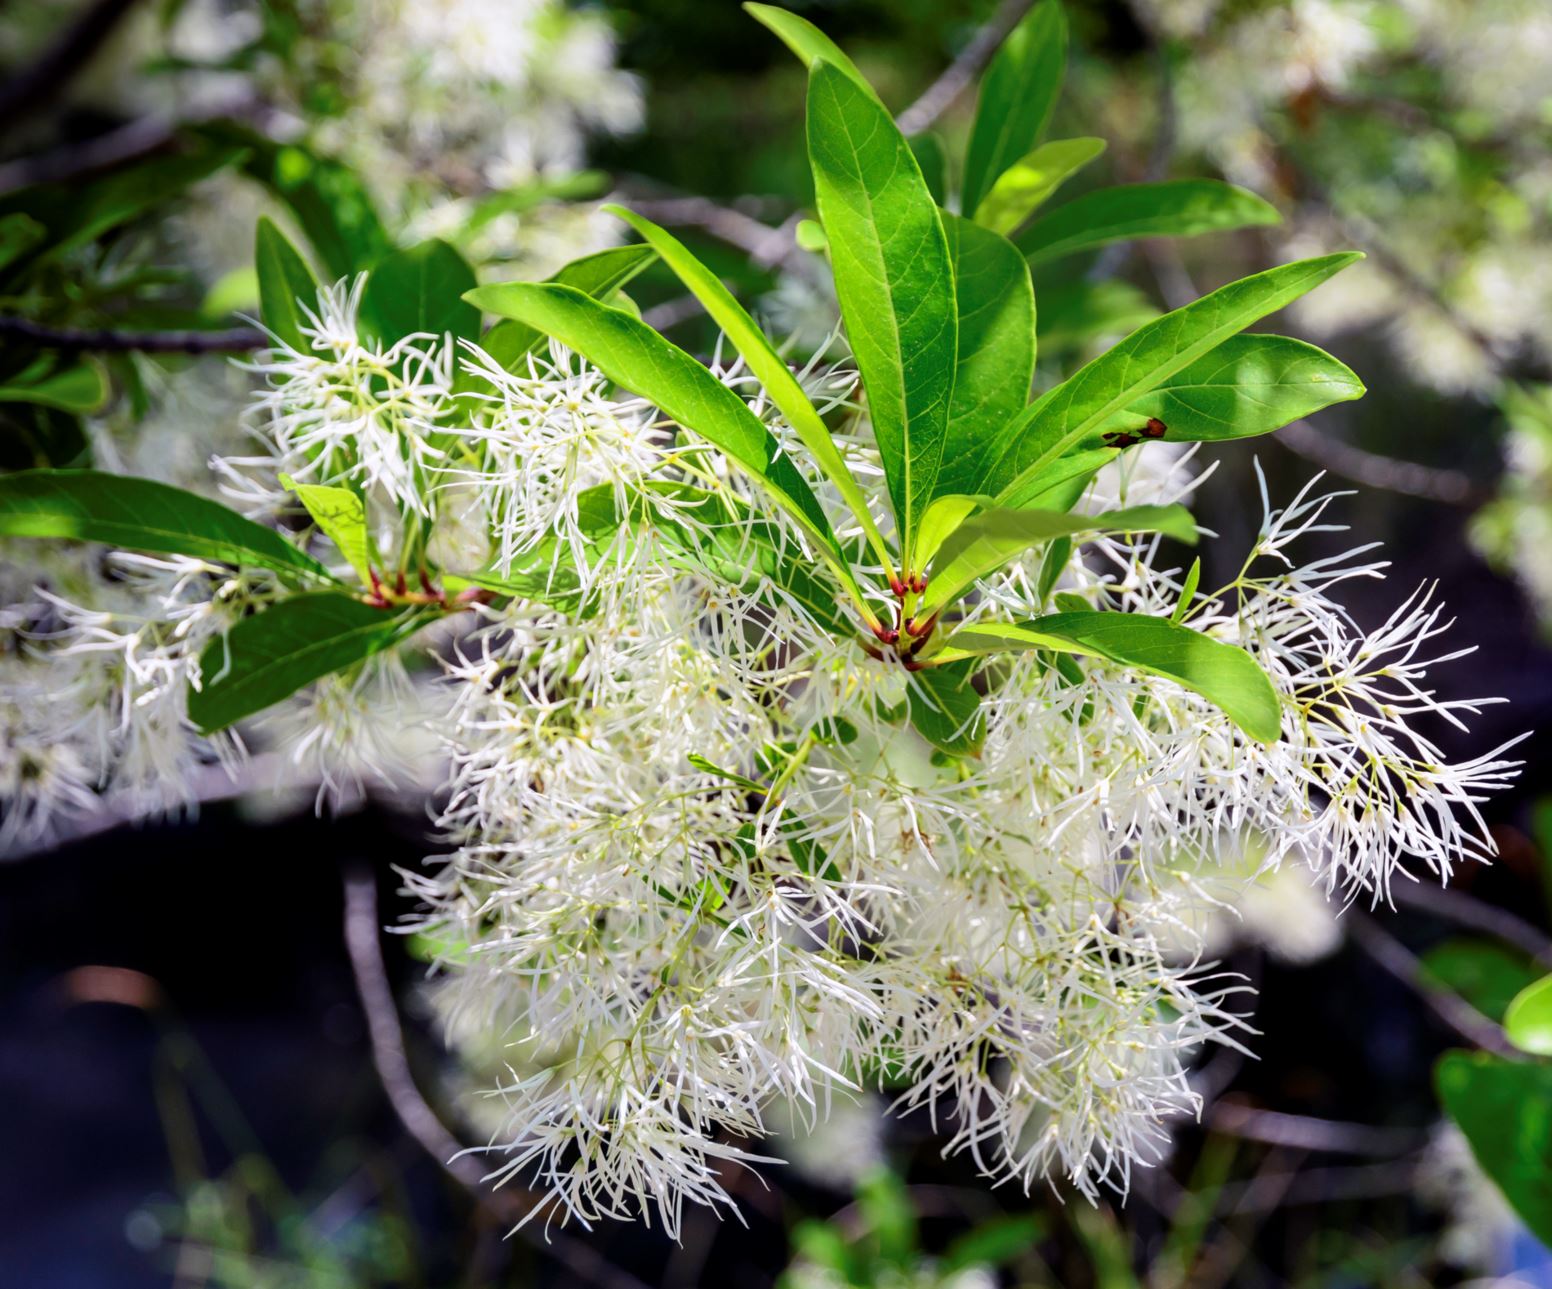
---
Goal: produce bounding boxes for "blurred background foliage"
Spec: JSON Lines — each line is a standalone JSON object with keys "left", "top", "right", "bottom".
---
{"left": 3, "top": 0, "right": 1552, "bottom": 1285}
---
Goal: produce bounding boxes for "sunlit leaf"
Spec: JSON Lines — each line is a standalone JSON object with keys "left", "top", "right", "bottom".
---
{"left": 961, "top": 0, "right": 1067, "bottom": 218}
{"left": 933, "top": 610, "right": 1282, "bottom": 742}
{"left": 974, "top": 136, "right": 1106, "bottom": 235}
{"left": 808, "top": 61, "right": 956, "bottom": 556}
{"left": 0, "top": 469, "right": 332, "bottom": 583}
{"left": 1015, "top": 179, "right": 1280, "bottom": 265}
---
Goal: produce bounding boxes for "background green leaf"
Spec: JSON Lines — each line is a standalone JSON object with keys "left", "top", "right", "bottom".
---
{"left": 1435, "top": 1051, "right": 1552, "bottom": 1247}
{"left": 359, "top": 239, "right": 479, "bottom": 346}
{"left": 1505, "top": 974, "right": 1552, "bottom": 1056}
{"left": 0, "top": 357, "right": 107, "bottom": 414}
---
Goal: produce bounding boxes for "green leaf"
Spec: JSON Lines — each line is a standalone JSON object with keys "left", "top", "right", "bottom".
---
{"left": 1506, "top": 975, "right": 1552, "bottom": 1057}
{"left": 189, "top": 593, "right": 425, "bottom": 733}
{"left": 919, "top": 503, "right": 1196, "bottom": 616}
{"left": 983, "top": 254, "right": 1362, "bottom": 503}
{"left": 1003, "top": 445, "right": 1118, "bottom": 511}
{"left": 1015, "top": 179, "right": 1280, "bottom": 265}
{"left": 1420, "top": 939, "right": 1542, "bottom": 1023}
{"left": 913, "top": 494, "right": 987, "bottom": 572}
{"left": 360, "top": 239, "right": 479, "bottom": 346}
{"left": 1035, "top": 280, "right": 1160, "bottom": 352}
{"left": 605, "top": 205, "right": 890, "bottom": 569}
{"left": 0, "top": 356, "right": 107, "bottom": 414}
{"left": 795, "top": 219, "right": 829, "bottom": 254}
{"left": 214, "top": 129, "right": 391, "bottom": 277}
{"left": 934, "top": 610, "right": 1282, "bottom": 742}
{"left": 0, "top": 470, "right": 332, "bottom": 583}
{"left": 942, "top": 1215, "right": 1047, "bottom": 1273}
{"left": 907, "top": 661, "right": 984, "bottom": 756}
{"left": 743, "top": 2, "right": 878, "bottom": 100}
{"left": 687, "top": 753, "right": 768, "bottom": 794}
{"left": 254, "top": 217, "right": 319, "bottom": 354}
{"left": 974, "top": 136, "right": 1106, "bottom": 235}
{"left": 479, "top": 244, "right": 657, "bottom": 371}
{"left": 0, "top": 213, "right": 45, "bottom": 274}
{"left": 0, "top": 141, "right": 244, "bottom": 269}
{"left": 961, "top": 0, "right": 1067, "bottom": 219}
{"left": 279, "top": 475, "right": 374, "bottom": 585}
{"left": 855, "top": 1168, "right": 918, "bottom": 1266}
{"left": 1436, "top": 1051, "right": 1552, "bottom": 1247}
{"left": 908, "top": 133, "right": 949, "bottom": 206}
{"left": 807, "top": 61, "right": 957, "bottom": 559}
{"left": 1172, "top": 557, "right": 1200, "bottom": 624}
{"left": 1092, "top": 334, "right": 1365, "bottom": 446}
{"left": 934, "top": 212, "right": 1036, "bottom": 502}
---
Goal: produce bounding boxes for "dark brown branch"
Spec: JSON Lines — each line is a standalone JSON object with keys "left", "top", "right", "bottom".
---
{"left": 895, "top": 0, "right": 1038, "bottom": 136}
{"left": 1390, "top": 878, "right": 1552, "bottom": 965}
{"left": 341, "top": 867, "right": 651, "bottom": 1289}
{"left": 0, "top": 0, "right": 144, "bottom": 128}
{"left": 1207, "top": 1101, "right": 1424, "bottom": 1157}
{"left": 0, "top": 316, "right": 265, "bottom": 354}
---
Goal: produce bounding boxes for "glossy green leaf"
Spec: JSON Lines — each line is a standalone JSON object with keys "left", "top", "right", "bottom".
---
{"left": 280, "top": 475, "right": 374, "bottom": 585}
{"left": 983, "top": 254, "right": 1362, "bottom": 503}
{"left": 919, "top": 504, "right": 1196, "bottom": 617}
{"left": 1436, "top": 1051, "right": 1552, "bottom": 1247}
{"left": 743, "top": 2, "right": 878, "bottom": 99}
{"left": 1092, "top": 334, "right": 1365, "bottom": 446}
{"left": 0, "top": 469, "right": 332, "bottom": 582}
{"left": 459, "top": 282, "right": 860, "bottom": 604}
{"left": 913, "top": 494, "right": 986, "bottom": 572}
{"left": 907, "top": 661, "right": 984, "bottom": 756}
{"left": 795, "top": 219, "right": 829, "bottom": 254}
{"left": 1506, "top": 975, "right": 1552, "bottom": 1056}
{"left": 1015, "top": 179, "right": 1280, "bottom": 265}
{"left": 933, "top": 610, "right": 1282, "bottom": 742}
{"left": 808, "top": 60, "right": 957, "bottom": 555}
{"left": 360, "top": 239, "right": 479, "bottom": 346}
{"left": 1003, "top": 446, "right": 1118, "bottom": 511}
{"left": 934, "top": 212, "right": 1036, "bottom": 503}
{"left": 974, "top": 136, "right": 1106, "bottom": 235}
{"left": 961, "top": 0, "right": 1067, "bottom": 219}
{"left": 189, "top": 593, "right": 426, "bottom": 733}
{"left": 605, "top": 205, "right": 890, "bottom": 568}
{"left": 479, "top": 244, "right": 657, "bottom": 371}
{"left": 0, "top": 357, "right": 107, "bottom": 414}
{"left": 254, "top": 216, "right": 319, "bottom": 354}
{"left": 908, "top": 133, "right": 949, "bottom": 206}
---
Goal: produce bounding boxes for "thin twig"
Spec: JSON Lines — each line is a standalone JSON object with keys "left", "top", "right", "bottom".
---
{"left": 1214, "top": 1157, "right": 1423, "bottom": 1215}
{"left": 642, "top": 292, "right": 710, "bottom": 332}
{"left": 1206, "top": 1102, "right": 1424, "bottom": 1157}
{"left": 1274, "top": 419, "right": 1483, "bottom": 506}
{"left": 619, "top": 195, "right": 803, "bottom": 273}
{"left": 895, "top": 0, "right": 1038, "bottom": 136}
{"left": 1390, "top": 878, "right": 1552, "bottom": 966}
{"left": 341, "top": 866, "right": 652, "bottom": 1289}
{"left": 0, "top": 316, "right": 266, "bottom": 354}
{"left": 1345, "top": 911, "right": 1520, "bottom": 1056}
{"left": 0, "top": 0, "right": 143, "bottom": 128}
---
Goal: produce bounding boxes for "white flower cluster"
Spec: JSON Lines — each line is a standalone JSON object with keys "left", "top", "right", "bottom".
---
{"left": 400, "top": 408, "right": 1517, "bottom": 1228}
{"left": 0, "top": 276, "right": 1517, "bottom": 1238}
